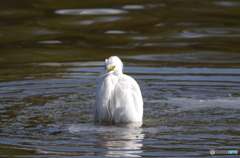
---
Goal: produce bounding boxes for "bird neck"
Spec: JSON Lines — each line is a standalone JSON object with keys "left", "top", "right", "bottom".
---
{"left": 115, "top": 69, "right": 123, "bottom": 77}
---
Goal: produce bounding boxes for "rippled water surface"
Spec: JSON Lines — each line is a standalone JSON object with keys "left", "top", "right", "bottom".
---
{"left": 0, "top": 0, "right": 240, "bottom": 157}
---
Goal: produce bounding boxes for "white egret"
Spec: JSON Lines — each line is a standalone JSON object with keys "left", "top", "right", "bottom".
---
{"left": 93, "top": 56, "right": 143, "bottom": 123}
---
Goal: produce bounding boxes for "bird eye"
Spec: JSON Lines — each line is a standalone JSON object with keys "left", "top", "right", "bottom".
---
{"left": 108, "top": 66, "right": 115, "bottom": 70}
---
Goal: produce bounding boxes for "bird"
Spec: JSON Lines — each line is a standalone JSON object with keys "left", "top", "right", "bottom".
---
{"left": 93, "top": 56, "right": 143, "bottom": 123}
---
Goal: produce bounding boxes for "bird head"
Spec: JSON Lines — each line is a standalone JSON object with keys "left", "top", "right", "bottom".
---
{"left": 97, "top": 56, "right": 123, "bottom": 79}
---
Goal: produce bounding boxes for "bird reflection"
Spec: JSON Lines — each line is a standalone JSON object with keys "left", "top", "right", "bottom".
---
{"left": 96, "top": 122, "right": 144, "bottom": 157}
{"left": 68, "top": 122, "right": 144, "bottom": 157}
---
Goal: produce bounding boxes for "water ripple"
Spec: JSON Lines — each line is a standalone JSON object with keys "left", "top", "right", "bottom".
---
{"left": 37, "top": 16, "right": 130, "bottom": 28}
{"left": 55, "top": 9, "right": 128, "bottom": 15}
{"left": 214, "top": 1, "right": 240, "bottom": 7}
{"left": 123, "top": 52, "right": 240, "bottom": 64}
{"left": 178, "top": 28, "right": 240, "bottom": 38}
{"left": 122, "top": 3, "right": 166, "bottom": 9}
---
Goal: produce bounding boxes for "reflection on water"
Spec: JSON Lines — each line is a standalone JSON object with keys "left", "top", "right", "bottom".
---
{"left": 0, "top": 0, "right": 240, "bottom": 157}
{"left": 69, "top": 123, "right": 144, "bottom": 157}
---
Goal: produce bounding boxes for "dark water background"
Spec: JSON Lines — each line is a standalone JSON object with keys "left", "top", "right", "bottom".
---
{"left": 0, "top": 0, "right": 240, "bottom": 157}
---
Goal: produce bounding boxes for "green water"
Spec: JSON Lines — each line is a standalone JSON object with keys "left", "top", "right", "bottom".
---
{"left": 0, "top": 0, "right": 240, "bottom": 157}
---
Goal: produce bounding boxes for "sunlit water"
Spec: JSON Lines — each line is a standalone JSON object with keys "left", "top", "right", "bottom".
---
{"left": 1, "top": 0, "right": 240, "bottom": 157}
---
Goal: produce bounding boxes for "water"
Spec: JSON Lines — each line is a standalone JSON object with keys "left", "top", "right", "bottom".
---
{"left": 0, "top": 0, "right": 240, "bottom": 157}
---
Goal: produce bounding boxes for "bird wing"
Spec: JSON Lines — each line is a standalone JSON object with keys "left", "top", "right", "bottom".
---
{"left": 113, "top": 74, "right": 143, "bottom": 123}
{"left": 93, "top": 76, "right": 114, "bottom": 123}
